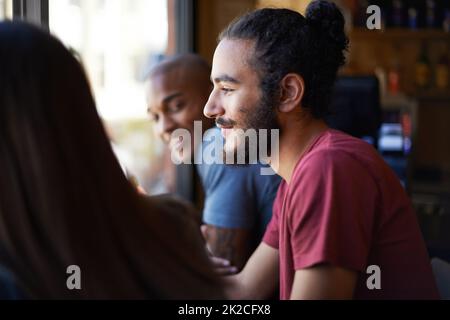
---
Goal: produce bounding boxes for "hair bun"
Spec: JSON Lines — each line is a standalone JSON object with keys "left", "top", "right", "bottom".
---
{"left": 306, "top": 0, "right": 347, "bottom": 48}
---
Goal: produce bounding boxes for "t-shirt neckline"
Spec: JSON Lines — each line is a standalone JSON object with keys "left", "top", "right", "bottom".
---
{"left": 287, "top": 128, "right": 331, "bottom": 184}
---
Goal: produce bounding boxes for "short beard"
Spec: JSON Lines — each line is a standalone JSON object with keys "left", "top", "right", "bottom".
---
{"left": 224, "top": 92, "right": 280, "bottom": 165}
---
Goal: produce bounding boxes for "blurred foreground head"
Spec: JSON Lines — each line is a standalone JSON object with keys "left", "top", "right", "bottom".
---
{"left": 0, "top": 22, "right": 221, "bottom": 299}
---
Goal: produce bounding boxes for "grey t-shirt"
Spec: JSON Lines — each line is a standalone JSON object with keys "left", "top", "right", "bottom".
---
{"left": 196, "top": 127, "right": 281, "bottom": 240}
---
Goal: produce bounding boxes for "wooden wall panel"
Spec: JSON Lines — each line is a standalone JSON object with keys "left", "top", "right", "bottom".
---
{"left": 196, "top": 0, "right": 256, "bottom": 63}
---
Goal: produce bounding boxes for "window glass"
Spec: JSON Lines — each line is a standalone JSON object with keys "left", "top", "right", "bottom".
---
{"left": 49, "top": 0, "right": 176, "bottom": 194}
{"left": 0, "top": 0, "right": 13, "bottom": 20}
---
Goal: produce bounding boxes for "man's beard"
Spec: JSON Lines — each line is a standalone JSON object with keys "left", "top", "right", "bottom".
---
{"left": 220, "top": 93, "right": 280, "bottom": 165}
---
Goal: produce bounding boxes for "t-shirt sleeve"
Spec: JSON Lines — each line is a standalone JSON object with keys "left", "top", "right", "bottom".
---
{"left": 202, "top": 165, "right": 256, "bottom": 229}
{"left": 262, "top": 184, "right": 284, "bottom": 249}
{"left": 288, "top": 150, "right": 377, "bottom": 272}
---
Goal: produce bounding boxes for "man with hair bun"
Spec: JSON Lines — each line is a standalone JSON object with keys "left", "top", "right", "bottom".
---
{"left": 204, "top": 1, "right": 439, "bottom": 300}
{"left": 146, "top": 54, "right": 281, "bottom": 272}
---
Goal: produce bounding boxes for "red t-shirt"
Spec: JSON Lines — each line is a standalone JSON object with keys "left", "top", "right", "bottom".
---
{"left": 263, "top": 129, "right": 439, "bottom": 300}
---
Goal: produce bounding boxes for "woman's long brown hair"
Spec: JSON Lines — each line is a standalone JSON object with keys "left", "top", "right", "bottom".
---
{"left": 0, "top": 22, "right": 223, "bottom": 299}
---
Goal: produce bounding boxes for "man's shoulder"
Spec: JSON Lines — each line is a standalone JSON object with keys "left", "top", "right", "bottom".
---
{"left": 289, "top": 131, "right": 384, "bottom": 191}
{"left": 301, "top": 130, "right": 380, "bottom": 172}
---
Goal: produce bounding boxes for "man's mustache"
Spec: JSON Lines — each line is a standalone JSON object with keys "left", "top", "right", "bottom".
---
{"left": 216, "top": 117, "right": 237, "bottom": 127}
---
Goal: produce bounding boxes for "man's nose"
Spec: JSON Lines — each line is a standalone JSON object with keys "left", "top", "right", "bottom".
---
{"left": 204, "top": 91, "right": 224, "bottom": 119}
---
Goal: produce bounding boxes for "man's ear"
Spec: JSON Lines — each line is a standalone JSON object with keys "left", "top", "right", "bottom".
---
{"left": 278, "top": 73, "right": 304, "bottom": 113}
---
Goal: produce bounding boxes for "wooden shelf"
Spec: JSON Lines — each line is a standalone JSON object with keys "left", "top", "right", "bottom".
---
{"left": 350, "top": 28, "right": 450, "bottom": 41}
{"left": 413, "top": 90, "right": 450, "bottom": 101}
{"left": 380, "top": 92, "right": 450, "bottom": 108}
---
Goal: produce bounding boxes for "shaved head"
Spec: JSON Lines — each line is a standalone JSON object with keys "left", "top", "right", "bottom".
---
{"left": 148, "top": 53, "right": 211, "bottom": 86}
{"left": 146, "top": 54, "right": 215, "bottom": 162}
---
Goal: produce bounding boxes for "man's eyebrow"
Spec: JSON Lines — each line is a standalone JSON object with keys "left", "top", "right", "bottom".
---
{"left": 162, "top": 92, "right": 183, "bottom": 105}
{"left": 147, "top": 92, "right": 183, "bottom": 114}
{"left": 212, "top": 75, "right": 240, "bottom": 84}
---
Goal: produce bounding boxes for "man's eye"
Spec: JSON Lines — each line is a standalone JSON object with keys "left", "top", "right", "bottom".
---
{"left": 221, "top": 88, "right": 234, "bottom": 93}
{"left": 150, "top": 113, "right": 159, "bottom": 122}
{"left": 168, "top": 102, "right": 185, "bottom": 113}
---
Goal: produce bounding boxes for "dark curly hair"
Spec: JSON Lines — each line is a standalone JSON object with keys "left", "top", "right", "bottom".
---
{"left": 219, "top": 1, "right": 349, "bottom": 119}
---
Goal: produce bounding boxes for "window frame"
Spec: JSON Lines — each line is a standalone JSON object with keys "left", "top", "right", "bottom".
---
{"left": 173, "top": 0, "right": 196, "bottom": 202}
{"left": 13, "top": 0, "right": 48, "bottom": 29}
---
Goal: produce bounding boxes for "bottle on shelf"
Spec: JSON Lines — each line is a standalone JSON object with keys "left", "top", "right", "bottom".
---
{"left": 355, "top": 0, "right": 377, "bottom": 28}
{"left": 425, "top": 0, "right": 437, "bottom": 29}
{"left": 388, "top": 55, "right": 401, "bottom": 95}
{"left": 391, "top": 0, "right": 405, "bottom": 28}
{"left": 408, "top": 6, "right": 419, "bottom": 30}
{"left": 374, "top": 66, "right": 387, "bottom": 99}
{"left": 443, "top": 9, "right": 450, "bottom": 32}
{"left": 415, "top": 43, "right": 431, "bottom": 90}
{"left": 435, "top": 48, "right": 449, "bottom": 90}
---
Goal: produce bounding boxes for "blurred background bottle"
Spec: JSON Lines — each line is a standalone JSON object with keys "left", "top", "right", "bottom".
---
{"left": 388, "top": 55, "right": 401, "bottom": 95}
{"left": 425, "top": 0, "right": 437, "bottom": 29}
{"left": 391, "top": 0, "right": 405, "bottom": 27}
{"left": 408, "top": 5, "right": 419, "bottom": 30}
{"left": 435, "top": 48, "right": 449, "bottom": 90}
{"left": 375, "top": 66, "right": 387, "bottom": 99}
{"left": 353, "top": 0, "right": 369, "bottom": 28}
{"left": 415, "top": 42, "right": 431, "bottom": 90}
{"left": 443, "top": 9, "right": 450, "bottom": 32}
